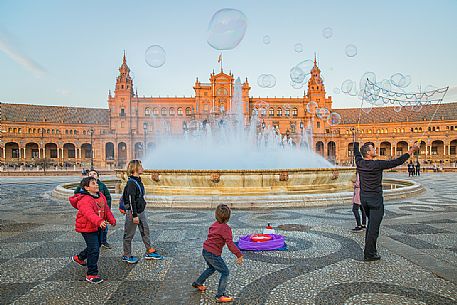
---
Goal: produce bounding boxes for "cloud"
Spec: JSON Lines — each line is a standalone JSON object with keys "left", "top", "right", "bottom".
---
{"left": 0, "top": 30, "right": 46, "bottom": 78}
{"left": 56, "top": 89, "right": 70, "bottom": 96}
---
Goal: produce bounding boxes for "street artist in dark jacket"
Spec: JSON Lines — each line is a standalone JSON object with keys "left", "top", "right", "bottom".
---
{"left": 353, "top": 135, "right": 419, "bottom": 261}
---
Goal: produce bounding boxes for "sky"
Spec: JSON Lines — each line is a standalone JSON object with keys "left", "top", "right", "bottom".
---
{"left": 1, "top": 0, "right": 456, "bottom": 109}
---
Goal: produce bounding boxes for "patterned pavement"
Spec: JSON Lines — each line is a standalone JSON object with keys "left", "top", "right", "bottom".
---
{"left": 0, "top": 173, "right": 456, "bottom": 305}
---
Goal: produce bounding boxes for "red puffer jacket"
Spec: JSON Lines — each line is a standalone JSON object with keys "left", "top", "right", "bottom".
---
{"left": 69, "top": 192, "right": 116, "bottom": 233}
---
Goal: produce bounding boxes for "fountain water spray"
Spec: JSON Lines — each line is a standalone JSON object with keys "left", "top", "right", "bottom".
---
{"left": 144, "top": 77, "right": 332, "bottom": 170}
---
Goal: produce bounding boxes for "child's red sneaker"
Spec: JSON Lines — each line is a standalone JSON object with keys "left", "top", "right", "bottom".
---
{"left": 86, "top": 275, "right": 103, "bottom": 284}
{"left": 192, "top": 283, "right": 207, "bottom": 292}
{"left": 216, "top": 295, "right": 233, "bottom": 303}
{"left": 71, "top": 255, "right": 86, "bottom": 267}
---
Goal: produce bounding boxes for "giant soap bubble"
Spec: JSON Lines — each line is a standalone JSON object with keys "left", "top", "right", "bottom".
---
{"left": 207, "top": 9, "right": 248, "bottom": 50}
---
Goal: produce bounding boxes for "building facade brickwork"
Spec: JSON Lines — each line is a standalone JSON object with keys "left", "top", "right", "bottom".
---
{"left": 1, "top": 54, "right": 456, "bottom": 169}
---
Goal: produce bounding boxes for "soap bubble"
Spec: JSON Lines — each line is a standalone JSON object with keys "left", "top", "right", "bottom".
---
{"left": 263, "top": 35, "right": 271, "bottom": 44}
{"left": 207, "top": 9, "right": 248, "bottom": 50}
{"left": 322, "top": 27, "right": 333, "bottom": 39}
{"left": 327, "top": 112, "right": 342, "bottom": 126}
{"left": 291, "top": 81, "right": 304, "bottom": 89}
{"left": 359, "top": 72, "right": 376, "bottom": 91}
{"left": 294, "top": 43, "right": 303, "bottom": 53}
{"left": 341, "top": 79, "right": 355, "bottom": 93}
{"left": 306, "top": 101, "right": 318, "bottom": 114}
{"left": 390, "top": 73, "right": 412, "bottom": 88}
{"left": 290, "top": 59, "right": 313, "bottom": 84}
{"left": 254, "top": 100, "right": 269, "bottom": 108}
{"left": 316, "top": 107, "right": 330, "bottom": 120}
{"left": 257, "top": 74, "right": 276, "bottom": 88}
{"left": 394, "top": 105, "right": 402, "bottom": 112}
{"left": 345, "top": 44, "right": 357, "bottom": 57}
{"left": 333, "top": 88, "right": 341, "bottom": 94}
{"left": 145, "top": 45, "right": 166, "bottom": 68}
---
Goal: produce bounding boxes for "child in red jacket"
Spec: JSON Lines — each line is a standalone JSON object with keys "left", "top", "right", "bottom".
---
{"left": 192, "top": 204, "right": 243, "bottom": 303}
{"left": 69, "top": 176, "right": 116, "bottom": 284}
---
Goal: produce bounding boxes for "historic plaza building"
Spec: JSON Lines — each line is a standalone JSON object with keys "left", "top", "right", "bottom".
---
{"left": 1, "top": 54, "right": 457, "bottom": 169}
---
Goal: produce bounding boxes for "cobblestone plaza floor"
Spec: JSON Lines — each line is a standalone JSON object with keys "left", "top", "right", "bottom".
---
{"left": 1, "top": 173, "right": 456, "bottom": 305}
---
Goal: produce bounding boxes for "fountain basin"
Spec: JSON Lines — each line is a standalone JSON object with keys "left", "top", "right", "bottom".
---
{"left": 52, "top": 169, "right": 424, "bottom": 209}
{"left": 115, "top": 168, "right": 355, "bottom": 196}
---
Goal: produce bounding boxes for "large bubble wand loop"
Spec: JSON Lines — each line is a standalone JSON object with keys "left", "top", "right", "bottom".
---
{"left": 363, "top": 79, "right": 449, "bottom": 145}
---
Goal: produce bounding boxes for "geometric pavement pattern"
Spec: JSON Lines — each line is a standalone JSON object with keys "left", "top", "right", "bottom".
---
{"left": 0, "top": 174, "right": 456, "bottom": 305}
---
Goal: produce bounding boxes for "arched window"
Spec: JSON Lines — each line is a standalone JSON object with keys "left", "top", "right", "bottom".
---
{"left": 161, "top": 108, "right": 167, "bottom": 116}
{"left": 292, "top": 108, "right": 298, "bottom": 116}
{"left": 269, "top": 108, "right": 274, "bottom": 116}
{"left": 145, "top": 107, "right": 151, "bottom": 117}
{"left": 169, "top": 108, "right": 175, "bottom": 116}
{"left": 177, "top": 107, "right": 183, "bottom": 116}
{"left": 260, "top": 108, "right": 266, "bottom": 117}
{"left": 285, "top": 109, "right": 290, "bottom": 116}
{"left": 153, "top": 108, "right": 159, "bottom": 116}
{"left": 185, "top": 107, "right": 192, "bottom": 116}
{"left": 277, "top": 108, "right": 282, "bottom": 116}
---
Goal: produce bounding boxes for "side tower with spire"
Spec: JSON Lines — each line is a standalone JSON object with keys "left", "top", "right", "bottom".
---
{"left": 107, "top": 52, "right": 136, "bottom": 164}
{"left": 306, "top": 54, "right": 332, "bottom": 110}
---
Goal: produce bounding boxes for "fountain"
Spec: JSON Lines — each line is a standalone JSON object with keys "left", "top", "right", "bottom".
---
{"left": 111, "top": 78, "right": 422, "bottom": 208}
{"left": 52, "top": 78, "right": 424, "bottom": 208}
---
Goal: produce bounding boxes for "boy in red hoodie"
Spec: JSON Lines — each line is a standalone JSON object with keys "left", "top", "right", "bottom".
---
{"left": 192, "top": 204, "right": 243, "bottom": 303}
{"left": 69, "top": 177, "right": 116, "bottom": 284}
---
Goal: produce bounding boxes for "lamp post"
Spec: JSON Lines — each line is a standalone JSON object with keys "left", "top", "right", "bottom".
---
{"left": 41, "top": 128, "right": 46, "bottom": 174}
{"left": 143, "top": 122, "right": 148, "bottom": 159}
{"left": 351, "top": 127, "right": 356, "bottom": 167}
{"left": 90, "top": 128, "right": 94, "bottom": 170}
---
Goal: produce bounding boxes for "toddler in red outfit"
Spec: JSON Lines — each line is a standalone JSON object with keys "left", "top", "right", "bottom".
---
{"left": 192, "top": 204, "right": 243, "bottom": 303}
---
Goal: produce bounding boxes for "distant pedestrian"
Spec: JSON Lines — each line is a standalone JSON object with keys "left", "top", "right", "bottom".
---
{"left": 407, "top": 161, "right": 414, "bottom": 177}
{"left": 415, "top": 161, "right": 421, "bottom": 176}
{"left": 69, "top": 176, "right": 116, "bottom": 284}
{"left": 351, "top": 173, "right": 366, "bottom": 232}
{"left": 192, "top": 204, "right": 243, "bottom": 303}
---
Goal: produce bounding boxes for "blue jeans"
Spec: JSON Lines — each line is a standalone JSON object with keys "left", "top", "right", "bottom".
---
{"left": 78, "top": 230, "right": 102, "bottom": 275}
{"left": 101, "top": 226, "right": 108, "bottom": 244}
{"left": 194, "top": 249, "right": 230, "bottom": 298}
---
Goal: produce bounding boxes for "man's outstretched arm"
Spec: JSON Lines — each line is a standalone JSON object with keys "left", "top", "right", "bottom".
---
{"left": 377, "top": 143, "right": 419, "bottom": 170}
